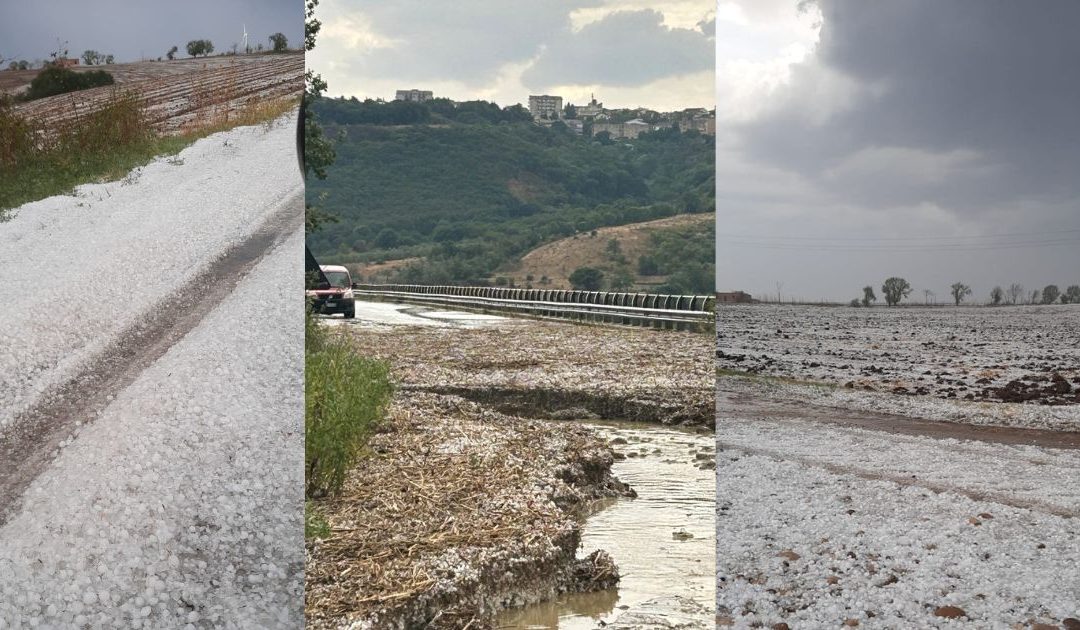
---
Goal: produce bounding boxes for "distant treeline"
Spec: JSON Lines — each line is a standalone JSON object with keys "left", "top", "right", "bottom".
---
{"left": 846, "top": 278, "right": 1080, "bottom": 307}
{"left": 312, "top": 96, "right": 533, "bottom": 127}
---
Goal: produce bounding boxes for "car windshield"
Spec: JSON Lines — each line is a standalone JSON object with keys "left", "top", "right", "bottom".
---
{"left": 323, "top": 271, "right": 350, "bottom": 288}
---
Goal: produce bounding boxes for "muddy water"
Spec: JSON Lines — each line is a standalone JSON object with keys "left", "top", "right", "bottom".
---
{"left": 496, "top": 422, "right": 716, "bottom": 629}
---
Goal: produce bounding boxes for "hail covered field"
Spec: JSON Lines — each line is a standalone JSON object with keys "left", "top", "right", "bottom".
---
{"left": 717, "top": 305, "right": 1080, "bottom": 628}
{"left": 6, "top": 53, "right": 303, "bottom": 136}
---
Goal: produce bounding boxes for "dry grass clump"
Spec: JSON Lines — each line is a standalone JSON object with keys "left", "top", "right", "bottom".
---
{"left": 305, "top": 392, "right": 622, "bottom": 629}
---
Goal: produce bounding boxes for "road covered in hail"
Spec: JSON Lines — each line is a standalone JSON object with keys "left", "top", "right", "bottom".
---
{"left": 717, "top": 305, "right": 1080, "bottom": 629}
{"left": 0, "top": 113, "right": 304, "bottom": 626}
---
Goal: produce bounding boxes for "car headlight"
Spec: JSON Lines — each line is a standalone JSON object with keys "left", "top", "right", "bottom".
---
{"left": 342, "top": 288, "right": 354, "bottom": 299}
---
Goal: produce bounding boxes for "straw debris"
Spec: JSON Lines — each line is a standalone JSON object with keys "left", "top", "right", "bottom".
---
{"left": 305, "top": 393, "right": 632, "bottom": 628}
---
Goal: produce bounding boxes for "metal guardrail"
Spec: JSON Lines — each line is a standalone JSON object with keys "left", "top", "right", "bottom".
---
{"left": 353, "top": 284, "right": 715, "bottom": 331}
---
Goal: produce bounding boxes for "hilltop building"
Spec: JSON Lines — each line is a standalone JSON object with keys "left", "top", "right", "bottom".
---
{"left": 575, "top": 94, "right": 605, "bottom": 119}
{"left": 395, "top": 89, "right": 433, "bottom": 102}
{"left": 592, "top": 119, "right": 654, "bottom": 140}
{"left": 528, "top": 94, "right": 563, "bottom": 120}
{"left": 685, "top": 116, "right": 716, "bottom": 135}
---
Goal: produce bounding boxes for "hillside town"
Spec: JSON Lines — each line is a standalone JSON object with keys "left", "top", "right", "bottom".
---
{"left": 393, "top": 87, "right": 716, "bottom": 138}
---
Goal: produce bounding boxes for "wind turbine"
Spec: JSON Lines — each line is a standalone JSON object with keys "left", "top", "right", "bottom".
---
{"left": 242, "top": 24, "right": 249, "bottom": 53}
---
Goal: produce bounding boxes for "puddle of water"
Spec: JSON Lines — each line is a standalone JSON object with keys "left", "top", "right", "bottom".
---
{"left": 496, "top": 421, "right": 716, "bottom": 629}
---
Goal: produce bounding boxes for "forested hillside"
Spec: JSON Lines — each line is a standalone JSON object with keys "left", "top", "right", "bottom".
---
{"left": 306, "top": 97, "right": 714, "bottom": 286}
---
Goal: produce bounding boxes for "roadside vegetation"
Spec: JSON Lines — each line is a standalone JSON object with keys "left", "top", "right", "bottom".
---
{"left": 0, "top": 90, "right": 298, "bottom": 214}
{"left": 304, "top": 311, "right": 392, "bottom": 500}
{"left": 303, "top": 0, "right": 393, "bottom": 540}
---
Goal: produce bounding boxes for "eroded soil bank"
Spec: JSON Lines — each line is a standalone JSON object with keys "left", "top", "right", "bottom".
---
{"left": 343, "top": 319, "right": 714, "bottom": 429}
{"left": 305, "top": 318, "right": 713, "bottom": 628}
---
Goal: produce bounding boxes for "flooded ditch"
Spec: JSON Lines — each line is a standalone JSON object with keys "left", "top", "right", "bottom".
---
{"left": 495, "top": 421, "right": 716, "bottom": 629}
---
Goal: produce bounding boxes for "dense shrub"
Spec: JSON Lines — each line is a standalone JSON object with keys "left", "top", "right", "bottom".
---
{"left": 25, "top": 66, "right": 114, "bottom": 101}
{"left": 305, "top": 312, "right": 393, "bottom": 498}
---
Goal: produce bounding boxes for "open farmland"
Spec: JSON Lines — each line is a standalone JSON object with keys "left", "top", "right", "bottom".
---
{"left": 718, "top": 305, "right": 1080, "bottom": 627}
{"left": 718, "top": 305, "right": 1080, "bottom": 430}
{"left": 8, "top": 53, "right": 303, "bottom": 136}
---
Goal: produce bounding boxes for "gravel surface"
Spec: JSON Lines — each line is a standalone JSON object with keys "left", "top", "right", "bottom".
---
{"left": 0, "top": 229, "right": 304, "bottom": 627}
{"left": 719, "top": 305, "right": 1080, "bottom": 430}
{"left": 0, "top": 111, "right": 302, "bottom": 432}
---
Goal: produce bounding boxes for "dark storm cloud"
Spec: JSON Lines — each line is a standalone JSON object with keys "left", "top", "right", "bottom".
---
{"left": 718, "top": 0, "right": 1080, "bottom": 299}
{"left": 350, "top": 0, "right": 600, "bottom": 87}
{"left": 734, "top": 0, "right": 1080, "bottom": 214}
{"left": 1, "top": 0, "right": 302, "bottom": 64}
{"left": 521, "top": 9, "right": 714, "bottom": 89}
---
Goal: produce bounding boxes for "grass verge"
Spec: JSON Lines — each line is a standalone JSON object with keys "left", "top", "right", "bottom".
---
{"left": 305, "top": 309, "right": 393, "bottom": 505}
{"left": 0, "top": 91, "right": 298, "bottom": 216}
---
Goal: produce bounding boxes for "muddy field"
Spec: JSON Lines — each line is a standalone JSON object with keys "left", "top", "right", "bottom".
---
{"left": 8, "top": 53, "right": 303, "bottom": 136}
{"left": 719, "top": 305, "right": 1080, "bottom": 430}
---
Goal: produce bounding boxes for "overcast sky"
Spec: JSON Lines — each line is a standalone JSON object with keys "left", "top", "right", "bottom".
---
{"left": 717, "top": 0, "right": 1080, "bottom": 302}
{"left": 307, "top": 0, "right": 715, "bottom": 111}
{"left": 0, "top": 1, "right": 302, "bottom": 64}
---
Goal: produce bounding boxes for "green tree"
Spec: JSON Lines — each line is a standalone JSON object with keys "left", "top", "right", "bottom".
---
{"left": 104, "top": 54, "right": 114, "bottom": 64}
{"left": 569, "top": 266, "right": 604, "bottom": 290}
{"left": 1064, "top": 285, "right": 1080, "bottom": 304}
{"left": 304, "top": 0, "right": 338, "bottom": 233}
{"left": 861, "top": 285, "right": 876, "bottom": 307}
{"left": 374, "top": 228, "right": 399, "bottom": 249}
{"left": 637, "top": 255, "right": 659, "bottom": 275}
{"left": 564, "top": 103, "right": 577, "bottom": 119}
{"left": 166, "top": 45, "right": 178, "bottom": 60}
{"left": 990, "top": 285, "right": 1004, "bottom": 306}
{"left": 1042, "top": 284, "right": 1060, "bottom": 304}
{"left": 269, "top": 33, "right": 289, "bottom": 52}
{"left": 882, "top": 277, "right": 911, "bottom": 306}
{"left": 81, "top": 50, "right": 99, "bottom": 65}
{"left": 186, "top": 40, "right": 203, "bottom": 58}
{"left": 950, "top": 282, "right": 972, "bottom": 306}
